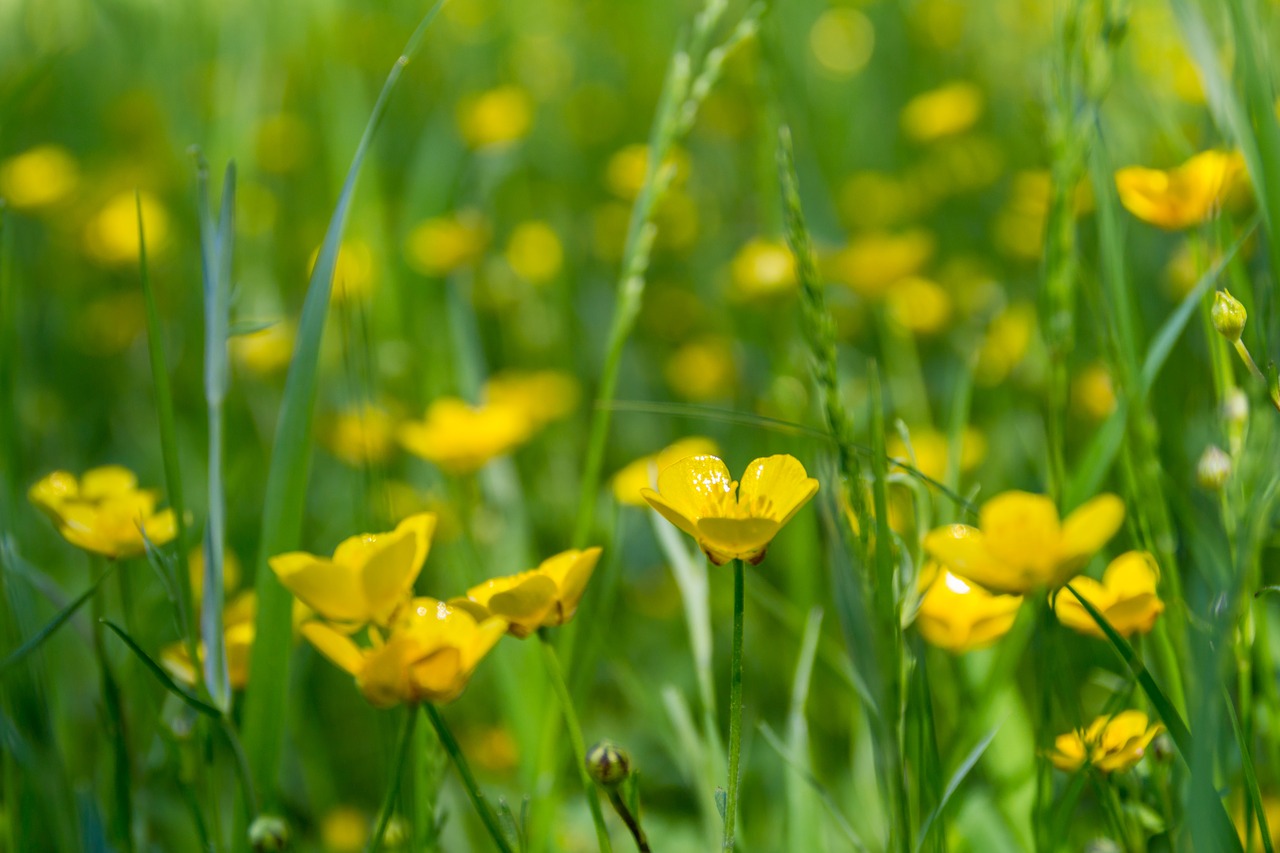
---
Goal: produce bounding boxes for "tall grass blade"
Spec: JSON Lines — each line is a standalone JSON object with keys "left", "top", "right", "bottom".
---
{"left": 914, "top": 720, "right": 1004, "bottom": 850}
{"left": 0, "top": 562, "right": 116, "bottom": 676}
{"left": 100, "top": 620, "right": 221, "bottom": 720}
{"left": 1224, "top": 686, "right": 1274, "bottom": 853}
{"left": 759, "top": 723, "right": 866, "bottom": 851}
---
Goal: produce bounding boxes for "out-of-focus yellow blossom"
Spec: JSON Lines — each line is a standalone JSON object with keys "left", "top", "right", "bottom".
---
{"left": 399, "top": 398, "right": 532, "bottom": 474}
{"left": 309, "top": 239, "right": 375, "bottom": 303}
{"left": 925, "top": 490, "right": 1125, "bottom": 594}
{"left": 605, "top": 143, "right": 689, "bottom": 201}
{"left": 916, "top": 568, "right": 1022, "bottom": 653}
{"left": 458, "top": 86, "right": 533, "bottom": 148}
{"left": 161, "top": 591, "right": 256, "bottom": 691}
{"left": 1237, "top": 796, "right": 1280, "bottom": 852}
{"left": 458, "top": 548, "right": 601, "bottom": 638}
{"left": 641, "top": 454, "right": 819, "bottom": 565}
{"left": 189, "top": 546, "right": 242, "bottom": 599}
{"left": 808, "top": 9, "right": 875, "bottom": 78}
{"left": 320, "top": 806, "right": 368, "bottom": 852}
{"left": 504, "top": 221, "right": 563, "bottom": 285}
{"left": 29, "top": 466, "right": 176, "bottom": 560}
{"left": 230, "top": 320, "right": 296, "bottom": 377}
{"left": 1071, "top": 363, "right": 1117, "bottom": 421}
{"left": 886, "top": 276, "right": 952, "bottom": 335}
{"left": 483, "top": 370, "right": 579, "bottom": 429}
{"left": 1115, "top": 150, "right": 1243, "bottom": 231}
{"left": 269, "top": 513, "right": 436, "bottom": 628}
{"left": 992, "top": 171, "right": 1094, "bottom": 261}
{"left": 1049, "top": 711, "right": 1163, "bottom": 773}
{"left": 828, "top": 230, "right": 935, "bottom": 299}
{"left": 1165, "top": 242, "right": 1199, "bottom": 300}
{"left": 612, "top": 436, "right": 720, "bottom": 506}
{"left": 254, "top": 113, "right": 311, "bottom": 173}
{"left": 324, "top": 405, "right": 397, "bottom": 467}
{"left": 77, "top": 292, "right": 146, "bottom": 356}
{"left": 665, "top": 336, "right": 737, "bottom": 401}
{"left": 887, "top": 427, "right": 986, "bottom": 482}
{"left": 975, "top": 302, "right": 1036, "bottom": 386}
{"left": 901, "top": 82, "right": 984, "bottom": 142}
{"left": 84, "top": 191, "right": 170, "bottom": 266}
{"left": 0, "top": 145, "right": 79, "bottom": 209}
{"left": 838, "top": 171, "right": 921, "bottom": 229}
{"left": 654, "top": 189, "right": 700, "bottom": 252}
{"left": 302, "top": 597, "right": 507, "bottom": 708}
{"left": 467, "top": 726, "right": 519, "bottom": 773}
{"left": 404, "top": 212, "right": 488, "bottom": 277}
{"left": 1053, "top": 551, "right": 1164, "bottom": 639}
{"left": 730, "top": 238, "right": 797, "bottom": 300}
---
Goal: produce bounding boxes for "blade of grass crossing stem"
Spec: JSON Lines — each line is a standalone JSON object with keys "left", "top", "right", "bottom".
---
{"left": 759, "top": 723, "right": 866, "bottom": 852}
{"left": 785, "top": 609, "right": 823, "bottom": 853}
{"left": 1225, "top": 686, "right": 1275, "bottom": 853}
{"left": 100, "top": 620, "right": 221, "bottom": 720}
{"left": 0, "top": 562, "right": 117, "bottom": 675}
{"left": 242, "top": 2, "right": 447, "bottom": 800}
{"left": 915, "top": 720, "right": 1004, "bottom": 851}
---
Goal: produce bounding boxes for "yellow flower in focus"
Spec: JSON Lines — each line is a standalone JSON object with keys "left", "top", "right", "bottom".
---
{"left": 324, "top": 405, "right": 397, "bottom": 467}
{"left": 0, "top": 145, "right": 79, "bottom": 209}
{"left": 29, "top": 466, "right": 177, "bottom": 560}
{"left": 483, "top": 370, "right": 579, "bottom": 429}
{"left": 925, "top": 490, "right": 1125, "bottom": 594}
{"left": 916, "top": 568, "right": 1022, "bottom": 653}
{"left": 887, "top": 427, "right": 986, "bottom": 482}
{"left": 612, "top": 436, "right": 720, "bottom": 506}
{"left": 457, "top": 86, "right": 533, "bottom": 148}
{"left": 504, "top": 221, "right": 563, "bottom": 285}
{"left": 189, "top": 546, "right": 242, "bottom": 599}
{"left": 230, "top": 321, "right": 296, "bottom": 377}
{"left": 975, "top": 302, "right": 1036, "bottom": 386}
{"left": 730, "top": 238, "right": 797, "bottom": 300}
{"left": 320, "top": 806, "right": 368, "bottom": 852}
{"left": 665, "top": 336, "right": 737, "bottom": 401}
{"left": 302, "top": 597, "right": 507, "bottom": 707}
{"left": 404, "top": 213, "right": 488, "bottom": 277}
{"left": 1049, "top": 711, "right": 1163, "bottom": 773}
{"left": 269, "top": 513, "right": 437, "bottom": 627}
{"left": 1115, "top": 150, "right": 1243, "bottom": 231}
{"left": 828, "top": 230, "right": 935, "bottom": 299}
{"left": 460, "top": 547, "right": 601, "bottom": 638}
{"left": 1053, "top": 551, "right": 1164, "bottom": 639}
{"left": 309, "top": 239, "right": 375, "bottom": 303}
{"left": 85, "top": 191, "right": 170, "bottom": 266}
{"left": 605, "top": 144, "right": 689, "bottom": 201}
{"left": 641, "top": 454, "right": 819, "bottom": 565}
{"left": 1071, "top": 363, "right": 1117, "bottom": 421}
{"left": 399, "top": 398, "right": 532, "bottom": 474}
{"left": 901, "top": 82, "right": 984, "bottom": 143}
{"left": 887, "top": 276, "right": 952, "bottom": 335}
{"left": 161, "top": 591, "right": 256, "bottom": 690}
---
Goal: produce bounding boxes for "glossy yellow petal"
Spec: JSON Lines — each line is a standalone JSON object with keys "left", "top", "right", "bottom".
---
{"left": 923, "top": 525, "right": 1018, "bottom": 592}
{"left": 80, "top": 465, "right": 140, "bottom": 500}
{"left": 410, "top": 647, "right": 465, "bottom": 701}
{"left": 29, "top": 470, "right": 79, "bottom": 515}
{"left": 464, "top": 616, "right": 510, "bottom": 670}
{"left": 640, "top": 488, "right": 701, "bottom": 539}
{"left": 357, "top": 637, "right": 413, "bottom": 709}
{"left": 736, "top": 454, "right": 819, "bottom": 527}
{"left": 551, "top": 547, "right": 601, "bottom": 623}
{"left": 1101, "top": 550, "right": 1159, "bottom": 597}
{"left": 270, "top": 553, "right": 367, "bottom": 623}
{"left": 695, "top": 517, "right": 780, "bottom": 565}
{"left": 651, "top": 454, "right": 736, "bottom": 523}
{"left": 979, "top": 491, "right": 1061, "bottom": 579}
{"left": 357, "top": 515, "right": 437, "bottom": 625}
{"left": 302, "top": 621, "right": 366, "bottom": 676}
{"left": 611, "top": 437, "right": 719, "bottom": 506}
{"left": 482, "top": 575, "right": 558, "bottom": 638}
{"left": 1056, "top": 493, "right": 1125, "bottom": 580}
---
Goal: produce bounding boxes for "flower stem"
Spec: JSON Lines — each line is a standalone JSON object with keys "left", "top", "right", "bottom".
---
{"left": 366, "top": 704, "right": 417, "bottom": 853}
{"left": 605, "top": 788, "right": 651, "bottom": 853}
{"left": 93, "top": 560, "right": 134, "bottom": 853}
{"left": 423, "top": 703, "right": 514, "bottom": 853}
{"left": 538, "top": 631, "right": 613, "bottom": 852}
{"left": 723, "top": 559, "right": 745, "bottom": 851}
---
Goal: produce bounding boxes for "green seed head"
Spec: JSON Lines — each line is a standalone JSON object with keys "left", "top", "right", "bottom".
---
{"left": 586, "top": 740, "right": 632, "bottom": 787}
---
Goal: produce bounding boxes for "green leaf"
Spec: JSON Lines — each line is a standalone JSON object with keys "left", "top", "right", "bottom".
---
{"left": 98, "top": 620, "right": 220, "bottom": 719}
{"left": 758, "top": 723, "right": 866, "bottom": 851}
{"left": 1224, "top": 686, "right": 1274, "bottom": 853}
{"left": 0, "top": 563, "right": 116, "bottom": 676}
{"left": 227, "top": 318, "right": 278, "bottom": 337}
{"left": 915, "top": 720, "right": 1004, "bottom": 851}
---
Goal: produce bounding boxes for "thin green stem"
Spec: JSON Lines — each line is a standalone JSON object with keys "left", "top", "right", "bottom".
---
{"left": 92, "top": 565, "right": 134, "bottom": 853}
{"left": 366, "top": 705, "right": 418, "bottom": 853}
{"left": 724, "top": 559, "right": 745, "bottom": 851}
{"left": 537, "top": 632, "right": 612, "bottom": 853}
{"left": 424, "top": 703, "right": 515, "bottom": 853}
{"left": 606, "top": 788, "right": 652, "bottom": 853}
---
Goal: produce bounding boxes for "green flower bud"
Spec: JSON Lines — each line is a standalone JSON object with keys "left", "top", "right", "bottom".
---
{"left": 1212, "top": 289, "right": 1247, "bottom": 342}
{"left": 586, "top": 740, "right": 632, "bottom": 787}
{"left": 1196, "top": 445, "right": 1231, "bottom": 491}
{"left": 249, "top": 815, "right": 290, "bottom": 852}
{"left": 1223, "top": 387, "right": 1248, "bottom": 428}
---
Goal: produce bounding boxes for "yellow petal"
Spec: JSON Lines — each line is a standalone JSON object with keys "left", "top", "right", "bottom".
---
{"left": 410, "top": 647, "right": 464, "bottom": 701}
{"left": 1101, "top": 551, "right": 1159, "bottom": 597}
{"left": 80, "top": 465, "right": 140, "bottom": 500}
{"left": 695, "top": 517, "right": 780, "bottom": 565}
{"left": 485, "top": 575, "right": 558, "bottom": 638}
{"left": 352, "top": 515, "right": 437, "bottom": 624}
{"left": 1056, "top": 493, "right": 1125, "bottom": 580}
{"left": 357, "top": 637, "right": 413, "bottom": 708}
{"left": 649, "top": 454, "right": 736, "bottom": 524}
{"left": 736, "top": 454, "right": 819, "bottom": 528}
{"left": 551, "top": 547, "right": 601, "bottom": 623}
{"left": 302, "top": 621, "right": 366, "bottom": 676}
{"left": 979, "top": 491, "right": 1061, "bottom": 579}
{"left": 640, "top": 488, "right": 700, "bottom": 539}
{"left": 142, "top": 509, "right": 178, "bottom": 549}
{"left": 923, "top": 524, "right": 1019, "bottom": 593}
{"left": 29, "top": 470, "right": 78, "bottom": 516}
{"left": 270, "top": 553, "right": 367, "bottom": 622}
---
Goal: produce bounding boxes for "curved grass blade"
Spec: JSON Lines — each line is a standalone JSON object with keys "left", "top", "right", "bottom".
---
{"left": 99, "top": 620, "right": 220, "bottom": 719}
{"left": 1224, "top": 687, "right": 1274, "bottom": 853}
{"left": 0, "top": 562, "right": 117, "bottom": 676}
{"left": 242, "top": 0, "right": 448, "bottom": 799}
{"left": 759, "top": 722, "right": 866, "bottom": 851}
{"left": 914, "top": 720, "right": 1004, "bottom": 851}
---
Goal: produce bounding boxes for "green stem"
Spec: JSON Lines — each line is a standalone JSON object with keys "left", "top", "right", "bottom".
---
{"left": 537, "top": 632, "right": 613, "bottom": 853}
{"left": 606, "top": 788, "right": 652, "bottom": 853}
{"left": 92, "top": 570, "right": 134, "bottom": 853}
{"left": 724, "top": 560, "right": 745, "bottom": 851}
{"left": 424, "top": 704, "right": 515, "bottom": 853}
{"left": 366, "top": 705, "right": 417, "bottom": 853}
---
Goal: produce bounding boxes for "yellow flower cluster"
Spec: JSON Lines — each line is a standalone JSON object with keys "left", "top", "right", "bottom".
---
{"left": 1049, "top": 711, "right": 1163, "bottom": 774}
{"left": 29, "top": 466, "right": 176, "bottom": 560}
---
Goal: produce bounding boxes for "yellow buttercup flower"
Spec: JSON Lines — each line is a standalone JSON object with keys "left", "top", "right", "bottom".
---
{"left": 916, "top": 568, "right": 1023, "bottom": 653}
{"left": 641, "top": 454, "right": 819, "bottom": 565}
{"left": 900, "top": 82, "right": 984, "bottom": 142}
{"left": 29, "top": 466, "right": 177, "bottom": 560}
{"left": 482, "top": 370, "right": 579, "bottom": 429}
{"left": 1052, "top": 551, "right": 1164, "bottom": 639}
{"left": 269, "top": 513, "right": 436, "bottom": 627}
{"left": 323, "top": 405, "right": 397, "bottom": 467}
{"left": 404, "top": 212, "right": 488, "bottom": 277}
{"left": 1115, "top": 150, "right": 1243, "bottom": 231}
{"left": 664, "top": 336, "right": 737, "bottom": 401}
{"left": 828, "top": 230, "right": 935, "bottom": 299}
{"left": 1049, "top": 711, "right": 1163, "bottom": 774}
{"left": 0, "top": 145, "right": 79, "bottom": 209}
{"left": 887, "top": 426, "right": 986, "bottom": 482}
{"left": 309, "top": 238, "right": 375, "bottom": 303}
{"left": 458, "top": 85, "right": 534, "bottom": 148}
{"left": 459, "top": 547, "right": 601, "bottom": 638}
{"left": 84, "top": 191, "right": 170, "bottom": 265}
{"left": 730, "top": 238, "right": 798, "bottom": 300}
{"left": 230, "top": 320, "right": 296, "bottom": 377}
{"left": 605, "top": 143, "right": 690, "bottom": 201}
{"left": 161, "top": 591, "right": 256, "bottom": 691}
{"left": 924, "top": 491, "right": 1125, "bottom": 594}
{"left": 399, "top": 398, "right": 533, "bottom": 474}
{"left": 612, "top": 436, "right": 720, "bottom": 506}
{"left": 1071, "top": 362, "right": 1117, "bottom": 422}
{"left": 302, "top": 598, "right": 507, "bottom": 708}
{"left": 886, "top": 276, "right": 952, "bottom": 335}
{"left": 504, "top": 221, "right": 563, "bottom": 285}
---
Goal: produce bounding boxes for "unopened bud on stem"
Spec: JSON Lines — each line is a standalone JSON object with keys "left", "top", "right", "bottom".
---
{"left": 1197, "top": 445, "right": 1232, "bottom": 491}
{"left": 1212, "top": 290, "right": 1247, "bottom": 342}
{"left": 586, "top": 740, "right": 632, "bottom": 787}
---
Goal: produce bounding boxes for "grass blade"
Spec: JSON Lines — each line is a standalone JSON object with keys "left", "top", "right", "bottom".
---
{"left": 99, "top": 620, "right": 221, "bottom": 719}
{"left": 760, "top": 722, "right": 866, "bottom": 851}
{"left": 915, "top": 719, "right": 1005, "bottom": 850}
{"left": 0, "top": 562, "right": 116, "bottom": 676}
{"left": 1224, "top": 687, "right": 1274, "bottom": 853}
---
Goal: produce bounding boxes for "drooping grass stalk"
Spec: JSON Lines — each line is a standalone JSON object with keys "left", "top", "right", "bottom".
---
{"left": 423, "top": 703, "right": 515, "bottom": 853}
{"left": 723, "top": 559, "right": 745, "bottom": 851}
{"left": 366, "top": 705, "right": 418, "bottom": 853}
{"left": 92, "top": 558, "right": 134, "bottom": 853}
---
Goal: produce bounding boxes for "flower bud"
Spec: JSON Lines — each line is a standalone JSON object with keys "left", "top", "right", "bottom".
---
{"left": 1196, "top": 445, "right": 1232, "bottom": 491}
{"left": 1223, "top": 387, "right": 1248, "bottom": 428}
{"left": 586, "top": 740, "right": 632, "bottom": 787}
{"left": 1212, "top": 290, "right": 1247, "bottom": 342}
{"left": 249, "top": 815, "right": 290, "bottom": 852}
{"left": 383, "top": 815, "right": 410, "bottom": 848}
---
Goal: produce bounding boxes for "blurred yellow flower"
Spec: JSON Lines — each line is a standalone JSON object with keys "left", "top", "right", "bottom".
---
{"left": 887, "top": 426, "right": 986, "bottom": 482}
{"left": 1071, "top": 363, "right": 1117, "bottom": 421}
{"left": 838, "top": 171, "right": 920, "bottom": 229}
{"left": 665, "top": 336, "right": 737, "bottom": 401}
{"left": 901, "top": 82, "right": 984, "bottom": 142}
{"left": 399, "top": 398, "right": 532, "bottom": 473}
{"left": 269, "top": 513, "right": 436, "bottom": 627}
{"left": 886, "top": 276, "right": 952, "bottom": 335}
{"left": 1049, "top": 711, "right": 1163, "bottom": 773}
{"left": 0, "top": 145, "right": 79, "bottom": 209}
{"left": 975, "top": 302, "right": 1035, "bottom": 386}
{"left": 916, "top": 568, "right": 1023, "bottom": 653}
{"left": 1237, "top": 796, "right": 1280, "bottom": 852}
{"left": 641, "top": 454, "right": 819, "bottom": 565}
{"left": 84, "top": 191, "right": 170, "bottom": 266}
{"left": 730, "top": 238, "right": 797, "bottom": 300}
{"left": 29, "top": 466, "right": 176, "bottom": 560}
{"left": 612, "top": 436, "right": 720, "bottom": 506}
{"left": 459, "top": 547, "right": 601, "bottom": 638}
{"left": 504, "top": 221, "right": 563, "bottom": 285}
{"left": 254, "top": 113, "right": 311, "bottom": 173}
{"left": 302, "top": 597, "right": 507, "bottom": 707}
{"left": 77, "top": 292, "right": 146, "bottom": 356}
{"left": 828, "top": 230, "right": 935, "bottom": 299}
{"left": 1053, "top": 551, "right": 1164, "bottom": 639}
{"left": 467, "top": 725, "right": 520, "bottom": 773}
{"left": 483, "top": 370, "right": 579, "bottom": 429}
{"left": 404, "top": 213, "right": 488, "bottom": 277}
{"left": 925, "top": 491, "right": 1125, "bottom": 594}
{"left": 324, "top": 405, "right": 397, "bottom": 467}
{"left": 1115, "top": 150, "right": 1243, "bottom": 231}
{"left": 605, "top": 143, "right": 689, "bottom": 201}
{"left": 230, "top": 321, "right": 296, "bottom": 377}
{"left": 189, "top": 546, "right": 242, "bottom": 599}
{"left": 808, "top": 9, "right": 875, "bottom": 78}
{"left": 161, "top": 590, "right": 256, "bottom": 691}
{"left": 309, "top": 238, "right": 375, "bottom": 303}
{"left": 458, "top": 85, "right": 533, "bottom": 148}
{"left": 320, "top": 806, "right": 368, "bottom": 852}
